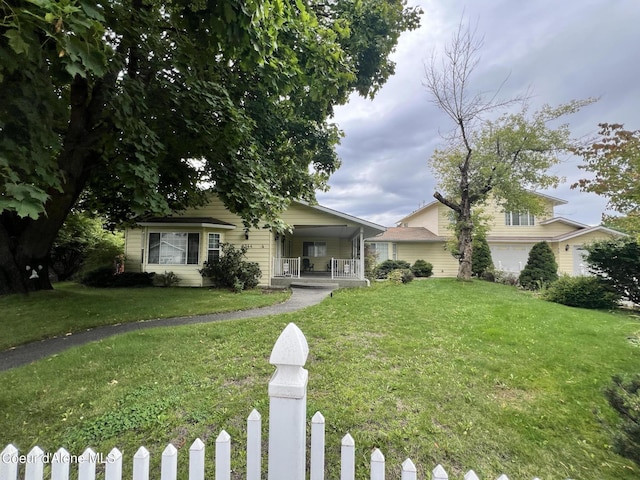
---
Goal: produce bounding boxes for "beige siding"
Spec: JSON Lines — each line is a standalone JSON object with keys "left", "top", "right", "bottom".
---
{"left": 395, "top": 243, "right": 458, "bottom": 277}
{"left": 124, "top": 228, "right": 143, "bottom": 273}
{"left": 483, "top": 198, "right": 557, "bottom": 237}
{"left": 556, "top": 231, "right": 618, "bottom": 276}
{"left": 125, "top": 195, "right": 277, "bottom": 287}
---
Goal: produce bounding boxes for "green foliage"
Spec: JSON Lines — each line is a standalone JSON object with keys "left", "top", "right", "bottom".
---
{"left": 542, "top": 275, "right": 621, "bottom": 309}
{"left": 519, "top": 241, "right": 558, "bottom": 290}
{"left": 373, "top": 260, "right": 411, "bottom": 279}
{"left": 387, "top": 268, "right": 414, "bottom": 284}
{"left": 50, "top": 212, "right": 124, "bottom": 280}
{"left": 472, "top": 235, "right": 493, "bottom": 277}
{"left": 411, "top": 259, "right": 433, "bottom": 278}
{"left": 0, "top": 0, "right": 421, "bottom": 294}
{"left": 492, "top": 270, "right": 519, "bottom": 286}
{"left": 585, "top": 238, "right": 640, "bottom": 305}
{"left": 604, "top": 374, "right": 640, "bottom": 466}
{"left": 81, "top": 267, "right": 154, "bottom": 288}
{"left": 154, "top": 271, "right": 180, "bottom": 287}
{"left": 199, "top": 243, "right": 261, "bottom": 292}
{"left": 574, "top": 124, "right": 640, "bottom": 235}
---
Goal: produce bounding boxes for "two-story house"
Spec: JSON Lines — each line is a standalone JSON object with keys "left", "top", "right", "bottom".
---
{"left": 366, "top": 192, "right": 624, "bottom": 277}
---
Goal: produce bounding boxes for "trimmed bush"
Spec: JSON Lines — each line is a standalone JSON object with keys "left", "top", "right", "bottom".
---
{"left": 81, "top": 267, "right": 155, "bottom": 288}
{"left": 199, "top": 243, "right": 261, "bottom": 292}
{"left": 585, "top": 238, "right": 640, "bottom": 305}
{"left": 374, "top": 260, "right": 411, "bottom": 279}
{"left": 543, "top": 275, "right": 621, "bottom": 309}
{"left": 411, "top": 259, "right": 433, "bottom": 278}
{"left": 494, "top": 270, "right": 519, "bottom": 286}
{"left": 519, "top": 241, "right": 558, "bottom": 290}
{"left": 604, "top": 374, "right": 640, "bottom": 466}
{"left": 387, "top": 269, "right": 414, "bottom": 284}
{"left": 472, "top": 235, "right": 493, "bottom": 278}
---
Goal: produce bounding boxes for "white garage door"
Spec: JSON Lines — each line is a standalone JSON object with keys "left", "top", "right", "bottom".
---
{"left": 573, "top": 246, "right": 589, "bottom": 276}
{"left": 490, "top": 245, "right": 532, "bottom": 273}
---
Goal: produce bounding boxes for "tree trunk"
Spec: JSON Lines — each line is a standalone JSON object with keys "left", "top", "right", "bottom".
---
{"left": 456, "top": 218, "right": 473, "bottom": 281}
{"left": 0, "top": 76, "right": 107, "bottom": 295}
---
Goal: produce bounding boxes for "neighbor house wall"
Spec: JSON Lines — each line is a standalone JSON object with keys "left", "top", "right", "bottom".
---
{"left": 395, "top": 243, "right": 458, "bottom": 278}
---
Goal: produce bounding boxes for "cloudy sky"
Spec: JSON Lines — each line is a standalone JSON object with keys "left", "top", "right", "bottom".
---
{"left": 316, "top": 0, "right": 640, "bottom": 228}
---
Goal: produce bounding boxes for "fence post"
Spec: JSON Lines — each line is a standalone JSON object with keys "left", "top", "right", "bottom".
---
{"left": 268, "top": 323, "right": 309, "bottom": 480}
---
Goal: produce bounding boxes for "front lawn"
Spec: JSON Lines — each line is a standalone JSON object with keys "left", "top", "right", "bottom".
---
{"left": 0, "top": 283, "right": 290, "bottom": 350}
{"left": 1, "top": 279, "right": 639, "bottom": 479}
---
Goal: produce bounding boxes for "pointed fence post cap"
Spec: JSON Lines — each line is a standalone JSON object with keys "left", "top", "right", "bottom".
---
{"left": 270, "top": 323, "right": 309, "bottom": 367}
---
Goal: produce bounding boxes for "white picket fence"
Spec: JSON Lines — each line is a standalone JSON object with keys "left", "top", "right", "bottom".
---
{"left": 2, "top": 323, "right": 546, "bottom": 480}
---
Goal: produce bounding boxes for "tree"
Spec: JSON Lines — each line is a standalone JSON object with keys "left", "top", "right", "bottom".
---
{"left": 471, "top": 234, "right": 493, "bottom": 278}
{"left": 585, "top": 238, "right": 640, "bottom": 305}
{"left": 50, "top": 212, "right": 123, "bottom": 281}
{"left": 518, "top": 241, "right": 558, "bottom": 290}
{"left": 423, "top": 21, "right": 594, "bottom": 280}
{"left": 573, "top": 123, "right": 640, "bottom": 236}
{"left": 0, "top": 0, "right": 421, "bottom": 294}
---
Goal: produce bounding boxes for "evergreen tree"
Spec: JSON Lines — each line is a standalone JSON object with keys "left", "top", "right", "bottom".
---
{"left": 472, "top": 235, "right": 493, "bottom": 277}
{"left": 519, "top": 241, "right": 558, "bottom": 290}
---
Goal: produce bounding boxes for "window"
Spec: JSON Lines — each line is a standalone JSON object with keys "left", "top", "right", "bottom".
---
{"left": 505, "top": 211, "right": 535, "bottom": 226}
{"left": 148, "top": 232, "right": 199, "bottom": 265}
{"left": 368, "top": 242, "right": 389, "bottom": 262}
{"left": 208, "top": 233, "right": 221, "bottom": 262}
{"left": 303, "top": 241, "right": 326, "bottom": 257}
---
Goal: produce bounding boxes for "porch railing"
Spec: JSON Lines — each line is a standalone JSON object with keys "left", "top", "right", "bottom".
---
{"left": 272, "top": 257, "right": 301, "bottom": 278}
{"left": 331, "top": 258, "right": 360, "bottom": 279}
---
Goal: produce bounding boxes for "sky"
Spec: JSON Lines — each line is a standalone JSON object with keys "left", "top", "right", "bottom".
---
{"left": 316, "top": 0, "right": 640, "bottom": 228}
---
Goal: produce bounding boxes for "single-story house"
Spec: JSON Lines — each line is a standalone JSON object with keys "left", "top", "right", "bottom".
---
{"left": 365, "top": 192, "right": 625, "bottom": 277}
{"left": 124, "top": 194, "right": 385, "bottom": 287}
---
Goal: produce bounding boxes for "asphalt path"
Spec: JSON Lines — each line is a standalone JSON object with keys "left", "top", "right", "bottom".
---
{"left": 0, "top": 286, "right": 334, "bottom": 372}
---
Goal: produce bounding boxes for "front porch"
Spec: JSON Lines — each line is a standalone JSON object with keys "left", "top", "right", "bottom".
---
{"left": 271, "top": 257, "right": 369, "bottom": 288}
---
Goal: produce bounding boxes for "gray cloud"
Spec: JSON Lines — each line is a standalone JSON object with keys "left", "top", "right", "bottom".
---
{"left": 318, "top": 0, "right": 640, "bottom": 227}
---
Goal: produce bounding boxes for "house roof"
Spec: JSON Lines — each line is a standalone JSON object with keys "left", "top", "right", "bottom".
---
{"left": 137, "top": 217, "right": 237, "bottom": 229}
{"left": 293, "top": 200, "right": 386, "bottom": 239}
{"left": 396, "top": 191, "right": 568, "bottom": 225}
{"left": 366, "top": 227, "right": 444, "bottom": 242}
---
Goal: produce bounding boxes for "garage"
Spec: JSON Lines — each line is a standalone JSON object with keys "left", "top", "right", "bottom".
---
{"left": 490, "top": 244, "right": 533, "bottom": 273}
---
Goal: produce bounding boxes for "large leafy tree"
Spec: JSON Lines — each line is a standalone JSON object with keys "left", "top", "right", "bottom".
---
{"left": 573, "top": 123, "right": 640, "bottom": 236}
{"left": 0, "top": 0, "right": 421, "bottom": 294}
{"left": 424, "top": 21, "right": 593, "bottom": 280}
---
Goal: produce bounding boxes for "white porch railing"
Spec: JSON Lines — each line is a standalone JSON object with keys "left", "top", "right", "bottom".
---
{"left": 331, "top": 258, "right": 361, "bottom": 279}
{"left": 2, "top": 323, "right": 554, "bottom": 479}
{"left": 272, "top": 257, "right": 300, "bottom": 278}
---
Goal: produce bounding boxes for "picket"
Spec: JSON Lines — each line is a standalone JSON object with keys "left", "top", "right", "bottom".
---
{"left": 1, "top": 323, "right": 557, "bottom": 480}
{"left": 188, "top": 439, "right": 205, "bottom": 480}
{"left": 246, "top": 410, "right": 261, "bottom": 480}
{"left": 133, "top": 446, "right": 150, "bottom": 480}
{"left": 310, "top": 411, "right": 325, "bottom": 480}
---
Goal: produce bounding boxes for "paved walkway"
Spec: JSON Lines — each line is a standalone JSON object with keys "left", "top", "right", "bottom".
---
{"left": 0, "top": 286, "right": 335, "bottom": 372}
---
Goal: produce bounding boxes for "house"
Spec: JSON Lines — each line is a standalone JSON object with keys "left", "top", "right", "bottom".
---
{"left": 124, "top": 195, "right": 385, "bottom": 288}
{"left": 366, "top": 192, "right": 624, "bottom": 277}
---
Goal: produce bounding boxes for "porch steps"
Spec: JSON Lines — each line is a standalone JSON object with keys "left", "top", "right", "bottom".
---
{"left": 290, "top": 282, "right": 339, "bottom": 290}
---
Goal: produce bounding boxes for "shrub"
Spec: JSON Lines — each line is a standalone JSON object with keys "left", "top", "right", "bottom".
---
{"left": 374, "top": 260, "right": 411, "bottom": 279}
{"left": 411, "top": 259, "right": 433, "bottom": 278}
{"left": 542, "top": 275, "right": 621, "bottom": 309}
{"left": 199, "top": 243, "right": 261, "bottom": 292}
{"left": 519, "top": 241, "right": 558, "bottom": 290}
{"left": 387, "top": 269, "right": 414, "bottom": 284}
{"left": 604, "top": 374, "right": 640, "bottom": 466}
{"left": 494, "top": 270, "right": 519, "bottom": 286}
{"left": 472, "top": 235, "right": 493, "bottom": 278}
{"left": 585, "top": 238, "right": 640, "bottom": 305}
{"left": 154, "top": 271, "right": 181, "bottom": 287}
{"left": 81, "top": 267, "right": 154, "bottom": 288}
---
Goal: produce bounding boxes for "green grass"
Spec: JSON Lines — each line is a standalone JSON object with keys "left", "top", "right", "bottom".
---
{"left": 0, "top": 283, "right": 290, "bottom": 350}
{"left": 1, "top": 279, "right": 640, "bottom": 479}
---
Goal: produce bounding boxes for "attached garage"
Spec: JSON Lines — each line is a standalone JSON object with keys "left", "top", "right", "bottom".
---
{"left": 489, "top": 244, "right": 533, "bottom": 273}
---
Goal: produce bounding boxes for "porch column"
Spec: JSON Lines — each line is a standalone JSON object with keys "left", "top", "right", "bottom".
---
{"left": 359, "top": 227, "right": 365, "bottom": 279}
